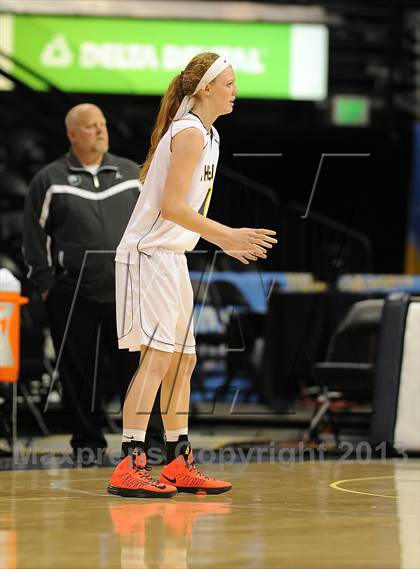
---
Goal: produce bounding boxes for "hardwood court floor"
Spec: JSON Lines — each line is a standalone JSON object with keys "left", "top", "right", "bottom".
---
{"left": 0, "top": 460, "right": 419, "bottom": 569}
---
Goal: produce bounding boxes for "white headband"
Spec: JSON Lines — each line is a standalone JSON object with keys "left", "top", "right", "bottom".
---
{"left": 173, "top": 56, "right": 231, "bottom": 121}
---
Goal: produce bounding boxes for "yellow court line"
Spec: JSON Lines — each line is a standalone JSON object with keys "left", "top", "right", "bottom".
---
{"left": 330, "top": 475, "right": 397, "bottom": 499}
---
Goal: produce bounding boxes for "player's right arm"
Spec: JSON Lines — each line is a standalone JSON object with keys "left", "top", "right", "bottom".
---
{"left": 161, "top": 128, "right": 277, "bottom": 264}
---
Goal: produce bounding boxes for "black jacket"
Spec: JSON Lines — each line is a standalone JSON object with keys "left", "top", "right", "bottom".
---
{"left": 23, "top": 151, "right": 140, "bottom": 302}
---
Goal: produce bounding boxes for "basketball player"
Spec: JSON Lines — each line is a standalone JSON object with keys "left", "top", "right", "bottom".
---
{"left": 107, "top": 52, "right": 277, "bottom": 498}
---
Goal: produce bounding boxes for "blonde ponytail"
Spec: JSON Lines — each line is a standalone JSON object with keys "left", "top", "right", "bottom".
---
{"left": 139, "top": 74, "right": 183, "bottom": 182}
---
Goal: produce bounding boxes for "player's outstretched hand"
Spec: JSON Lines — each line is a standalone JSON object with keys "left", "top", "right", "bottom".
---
{"left": 215, "top": 228, "right": 277, "bottom": 264}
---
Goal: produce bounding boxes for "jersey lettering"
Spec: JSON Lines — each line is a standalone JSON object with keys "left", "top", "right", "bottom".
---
{"left": 200, "top": 163, "right": 215, "bottom": 182}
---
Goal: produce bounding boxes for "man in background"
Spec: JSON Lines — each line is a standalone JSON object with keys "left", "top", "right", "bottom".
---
{"left": 23, "top": 103, "right": 163, "bottom": 465}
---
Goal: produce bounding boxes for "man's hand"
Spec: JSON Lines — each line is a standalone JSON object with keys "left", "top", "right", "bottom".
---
{"left": 214, "top": 228, "right": 277, "bottom": 264}
{"left": 41, "top": 290, "right": 49, "bottom": 301}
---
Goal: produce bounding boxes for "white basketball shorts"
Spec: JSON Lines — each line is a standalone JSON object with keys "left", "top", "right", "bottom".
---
{"left": 115, "top": 248, "right": 196, "bottom": 354}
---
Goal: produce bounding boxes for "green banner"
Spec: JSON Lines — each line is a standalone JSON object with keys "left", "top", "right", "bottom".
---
{"left": 2, "top": 15, "right": 328, "bottom": 100}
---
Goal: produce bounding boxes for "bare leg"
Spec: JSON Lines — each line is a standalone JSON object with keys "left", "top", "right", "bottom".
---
{"left": 123, "top": 345, "right": 173, "bottom": 431}
{"left": 158, "top": 352, "right": 232, "bottom": 492}
{"left": 160, "top": 352, "right": 197, "bottom": 431}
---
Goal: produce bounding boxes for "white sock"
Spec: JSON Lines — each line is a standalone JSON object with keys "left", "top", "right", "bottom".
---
{"left": 165, "top": 428, "right": 188, "bottom": 442}
{"left": 122, "top": 429, "right": 146, "bottom": 444}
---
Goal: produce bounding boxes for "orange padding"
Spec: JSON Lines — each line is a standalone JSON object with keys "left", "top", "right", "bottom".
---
{"left": 0, "top": 293, "right": 29, "bottom": 383}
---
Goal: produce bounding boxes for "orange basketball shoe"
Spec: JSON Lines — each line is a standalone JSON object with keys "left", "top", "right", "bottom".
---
{"left": 108, "top": 450, "right": 177, "bottom": 499}
{"left": 159, "top": 446, "right": 232, "bottom": 495}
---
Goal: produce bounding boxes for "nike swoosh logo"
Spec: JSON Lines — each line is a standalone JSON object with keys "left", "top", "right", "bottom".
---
{"left": 162, "top": 474, "right": 176, "bottom": 484}
{"left": 123, "top": 436, "right": 134, "bottom": 440}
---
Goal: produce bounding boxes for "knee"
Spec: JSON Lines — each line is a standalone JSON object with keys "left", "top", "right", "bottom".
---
{"left": 184, "top": 353, "right": 197, "bottom": 377}
{"left": 141, "top": 347, "right": 173, "bottom": 378}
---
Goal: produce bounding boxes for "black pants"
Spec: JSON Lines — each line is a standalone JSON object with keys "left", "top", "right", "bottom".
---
{"left": 46, "top": 289, "right": 163, "bottom": 453}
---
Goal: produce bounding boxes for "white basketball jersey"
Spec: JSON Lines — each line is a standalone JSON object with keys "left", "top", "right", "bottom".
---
{"left": 115, "top": 113, "right": 219, "bottom": 263}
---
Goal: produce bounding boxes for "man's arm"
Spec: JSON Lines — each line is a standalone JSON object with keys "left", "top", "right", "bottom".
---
{"left": 22, "top": 171, "right": 55, "bottom": 297}
{"left": 161, "top": 128, "right": 276, "bottom": 264}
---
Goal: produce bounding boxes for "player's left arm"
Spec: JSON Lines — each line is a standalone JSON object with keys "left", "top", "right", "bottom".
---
{"left": 162, "top": 128, "right": 275, "bottom": 263}
{"left": 161, "top": 128, "right": 230, "bottom": 242}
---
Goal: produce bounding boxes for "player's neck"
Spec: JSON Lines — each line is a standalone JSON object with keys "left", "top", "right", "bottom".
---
{"left": 190, "top": 106, "right": 215, "bottom": 132}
